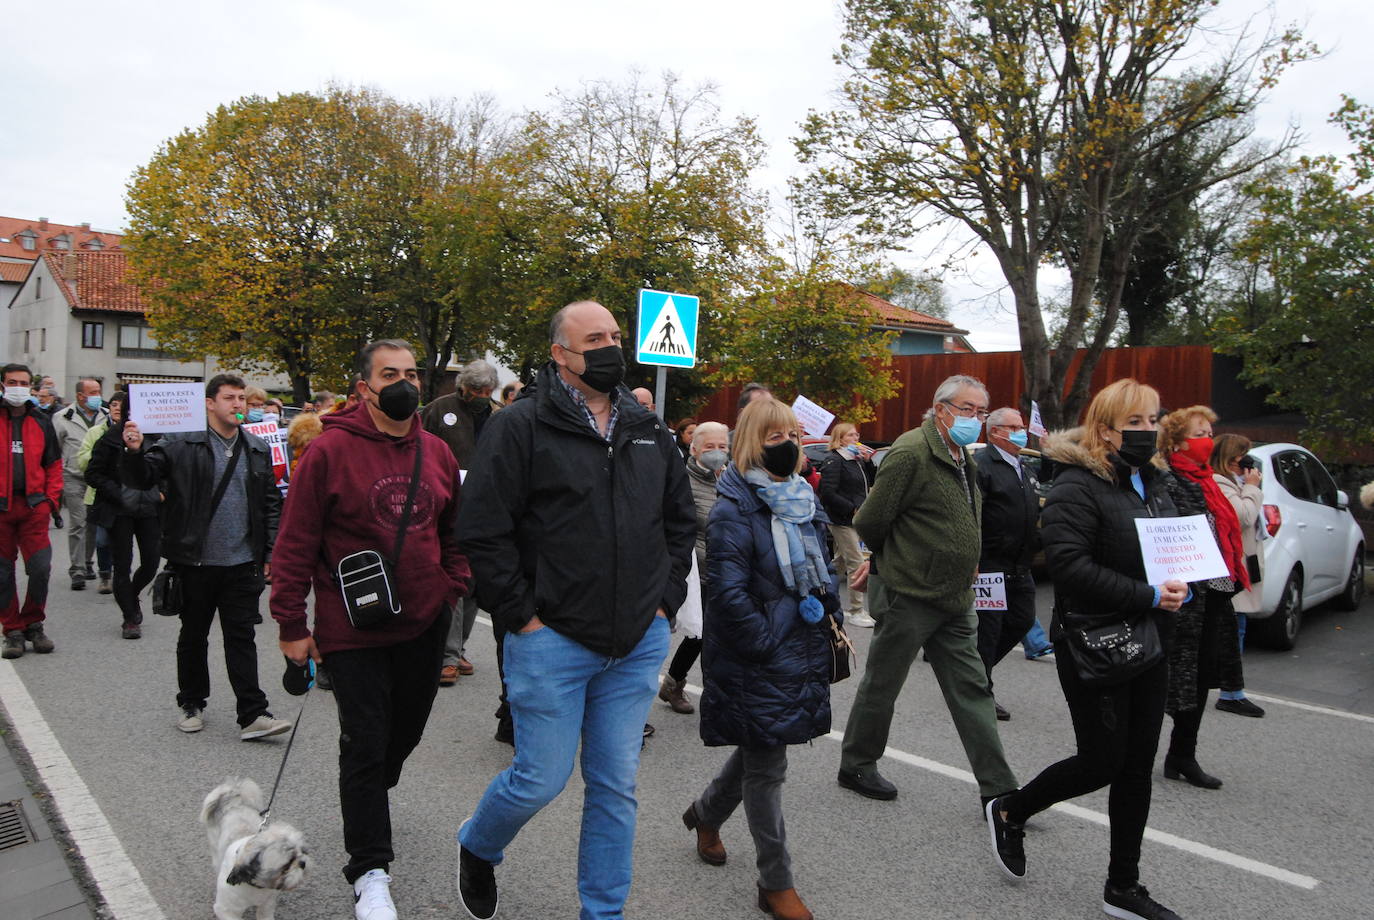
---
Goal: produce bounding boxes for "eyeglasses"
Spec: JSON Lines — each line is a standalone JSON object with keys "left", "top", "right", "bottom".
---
{"left": 942, "top": 400, "right": 990, "bottom": 421}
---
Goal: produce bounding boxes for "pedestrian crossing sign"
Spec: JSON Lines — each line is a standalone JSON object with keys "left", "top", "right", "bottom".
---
{"left": 636, "top": 289, "right": 699, "bottom": 368}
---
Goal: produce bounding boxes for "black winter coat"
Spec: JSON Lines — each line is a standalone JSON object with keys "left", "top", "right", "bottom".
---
{"left": 976, "top": 446, "right": 1041, "bottom": 569}
{"left": 700, "top": 465, "right": 833, "bottom": 748}
{"left": 456, "top": 363, "right": 697, "bottom": 657}
{"left": 120, "top": 429, "right": 281, "bottom": 566}
{"left": 1039, "top": 431, "right": 1179, "bottom": 644}
{"left": 817, "top": 450, "right": 869, "bottom": 527}
{"left": 85, "top": 426, "right": 161, "bottom": 528}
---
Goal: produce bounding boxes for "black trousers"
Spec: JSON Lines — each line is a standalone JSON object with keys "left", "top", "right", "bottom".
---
{"left": 668, "top": 636, "right": 703, "bottom": 682}
{"left": 975, "top": 572, "right": 1037, "bottom": 693}
{"left": 175, "top": 563, "right": 269, "bottom": 727}
{"left": 110, "top": 515, "right": 160, "bottom": 625}
{"left": 1005, "top": 648, "right": 1168, "bottom": 888}
{"left": 326, "top": 606, "right": 450, "bottom": 883}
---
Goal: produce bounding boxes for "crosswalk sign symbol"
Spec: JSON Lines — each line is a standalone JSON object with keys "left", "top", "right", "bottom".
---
{"left": 636, "top": 289, "right": 699, "bottom": 368}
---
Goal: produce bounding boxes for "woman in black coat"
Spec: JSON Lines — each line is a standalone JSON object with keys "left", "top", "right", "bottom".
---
{"left": 817, "top": 422, "right": 874, "bottom": 626}
{"left": 683, "top": 399, "right": 834, "bottom": 920}
{"left": 84, "top": 392, "right": 161, "bottom": 638}
{"left": 983, "top": 379, "right": 1191, "bottom": 920}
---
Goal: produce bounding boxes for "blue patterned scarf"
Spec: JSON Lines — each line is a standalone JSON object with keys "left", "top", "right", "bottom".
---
{"left": 744, "top": 469, "right": 829, "bottom": 598}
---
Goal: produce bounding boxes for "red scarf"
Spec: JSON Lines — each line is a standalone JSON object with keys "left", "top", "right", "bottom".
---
{"left": 1168, "top": 452, "right": 1250, "bottom": 590}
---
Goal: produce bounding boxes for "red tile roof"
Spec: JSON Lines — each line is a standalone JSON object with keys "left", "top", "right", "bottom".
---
{"left": 0, "top": 261, "right": 31, "bottom": 283}
{"left": 848, "top": 284, "right": 969, "bottom": 335}
{"left": 40, "top": 251, "right": 146, "bottom": 314}
{"left": 0, "top": 216, "right": 122, "bottom": 262}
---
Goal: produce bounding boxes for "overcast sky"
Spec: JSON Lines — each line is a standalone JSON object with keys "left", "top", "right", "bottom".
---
{"left": 6, "top": 0, "right": 1370, "bottom": 351}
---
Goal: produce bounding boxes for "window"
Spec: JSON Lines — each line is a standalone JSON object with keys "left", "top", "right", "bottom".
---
{"left": 85, "top": 237, "right": 104, "bottom": 251}
{"left": 53, "top": 235, "right": 70, "bottom": 251}
{"left": 82, "top": 322, "right": 104, "bottom": 349}
{"left": 117, "top": 324, "right": 161, "bottom": 358}
{"left": 23, "top": 330, "right": 30, "bottom": 352}
{"left": 1274, "top": 451, "right": 1316, "bottom": 503}
{"left": 1295, "top": 451, "right": 1339, "bottom": 508}
{"left": 40, "top": 328, "right": 47, "bottom": 352}
{"left": 35, "top": 277, "right": 42, "bottom": 299}
{"left": 18, "top": 230, "right": 36, "bottom": 251}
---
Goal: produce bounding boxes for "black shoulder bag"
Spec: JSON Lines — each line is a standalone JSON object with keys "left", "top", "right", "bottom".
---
{"left": 337, "top": 437, "right": 424, "bottom": 629}
{"left": 152, "top": 435, "right": 244, "bottom": 616}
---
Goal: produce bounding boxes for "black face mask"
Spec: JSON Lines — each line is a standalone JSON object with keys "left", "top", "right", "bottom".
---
{"left": 564, "top": 344, "right": 625, "bottom": 393}
{"left": 466, "top": 394, "right": 492, "bottom": 414}
{"left": 368, "top": 379, "right": 420, "bottom": 421}
{"left": 1112, "top": 428, "right": 1158, "bottom": 468}
{"left": 761, "top": 439, "right": 800, "bottom": 478}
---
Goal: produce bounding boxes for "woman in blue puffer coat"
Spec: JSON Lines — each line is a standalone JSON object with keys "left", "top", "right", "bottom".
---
{"left": 682, "top": 398, "right": 835, "bottom": 920}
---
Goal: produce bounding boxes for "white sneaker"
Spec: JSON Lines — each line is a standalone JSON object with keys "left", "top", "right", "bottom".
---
{"left": 353, "top": 868, "right": 397, "bottom": 920}
{"left": 847, "top": 611, "right": 876, "bottom": 628}
{"left": 177, "top": 707, "right": 204, "bottom": 733}
{"left": 240, "top": 715, "right": 292, "bottom": 741}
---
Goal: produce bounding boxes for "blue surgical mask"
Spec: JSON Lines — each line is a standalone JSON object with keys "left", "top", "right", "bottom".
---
{"left": 844, "top": 444, "right": 861, "bottom": 458}
{"left": 945, "top": 413, "right": 983, "bottom": 447}
{"left": 86, "top": 395, "right": 103, "bottom": 411}
{"left": 246, "top": 408, "right": 264, "bottom": 423}
{"left": 1008, "top": 430, "right": 1028, "bottom": 448}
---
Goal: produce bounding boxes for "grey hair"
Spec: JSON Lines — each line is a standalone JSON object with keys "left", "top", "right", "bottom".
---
{"left": 690, "top": 421, "right": 728, "bottom": 448}
{"left": 458, "top": 359, "right": 498, "bottom": 392}
{"left": 987, "top": 407, "right": 1021, "bottom": 429}
{"left": 924, "top": 374, "right": 989, "bottom": 420}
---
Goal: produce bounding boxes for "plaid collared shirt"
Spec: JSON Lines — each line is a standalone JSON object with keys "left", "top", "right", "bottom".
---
{"left": 558, "top": 376, "right": 619, "bottom": 443}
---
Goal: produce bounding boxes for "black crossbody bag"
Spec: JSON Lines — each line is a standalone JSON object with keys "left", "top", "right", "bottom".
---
{"left": 337, "top": 438, "right": 423, "bottom": 629}
{"left": 153, "top": 435, "right": 244, "bottom": 616}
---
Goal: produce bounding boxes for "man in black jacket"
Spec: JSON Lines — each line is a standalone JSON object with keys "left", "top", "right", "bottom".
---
{"left": 121, "top": 373, "right": 288, "bottom": 741}
{"left": 453, "top": 301, "right": 696, "bottom": 920}
{"left": 975, "top": 407, "right": 1041, "bottom": 721}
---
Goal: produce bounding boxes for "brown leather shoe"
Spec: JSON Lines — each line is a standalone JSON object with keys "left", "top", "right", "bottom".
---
{"left": 659, "top": 676, "right": 695, "bottom": 714}
{"left": 682, "top": 802, "right": 726, "bottom": 865}
{"left": 457, "top": 657, "right": 475, "bottom": 676}
{"left": 757, "top": 885, "right": 813, "bottom": 920}
{"left": 439, "top": 665, "right": 459, "bottom": 686}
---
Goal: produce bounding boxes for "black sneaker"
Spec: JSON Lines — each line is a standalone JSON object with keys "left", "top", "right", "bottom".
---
{"left": 1103, "top": 882, "right": 1182, "bottom": 920}
{"left": 1215, "top": 697, "right": 1265, "bottom": 718}
{"left": 456, "top": 828, "right": 498, "bottom": 920}
{"left": 837, "top": 767, "right": 898, "bottom": 800}
{"left": 984, "top": 796, "right": 1026, "bottom": 881}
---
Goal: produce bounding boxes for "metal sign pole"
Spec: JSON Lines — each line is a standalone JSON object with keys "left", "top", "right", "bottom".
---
{"left": 654, "top": 366, "right": 667, "bottom": 421}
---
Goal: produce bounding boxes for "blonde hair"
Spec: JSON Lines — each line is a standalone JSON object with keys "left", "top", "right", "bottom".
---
{"left": 1158, "top": 405, "right": 1218, "bottom": 454}
{"left": 1080, "top": 379, "right": 1162, "bottom": 475}
{"left": 828, "top": 422, "right": 858, "bottom": 451}
{"left": 244, "top": 386, "right": 268, "bottom": 405}
{"left": 732, "top": 399, "right": 803, "bottom": 475}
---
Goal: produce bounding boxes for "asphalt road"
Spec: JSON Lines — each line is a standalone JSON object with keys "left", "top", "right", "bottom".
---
{"left": 2, "top": 535, "right": 1372, "bottom": 920}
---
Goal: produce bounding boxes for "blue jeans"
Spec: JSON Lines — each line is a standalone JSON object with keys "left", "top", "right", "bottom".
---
{"left": 460, "top": 616, "right": 670, "bottom": 920}
{"left": 1022, "top": 618, "right": 1053, "bottom": 657}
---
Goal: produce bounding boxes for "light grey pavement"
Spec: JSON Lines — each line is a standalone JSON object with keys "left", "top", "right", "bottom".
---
{"left": 1, "top": 532, "right": 1371, "bottom": 920}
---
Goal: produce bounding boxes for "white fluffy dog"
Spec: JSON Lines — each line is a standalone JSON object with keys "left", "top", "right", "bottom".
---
{"left": 199, "top": 778, "right": 312, "bottom": 920}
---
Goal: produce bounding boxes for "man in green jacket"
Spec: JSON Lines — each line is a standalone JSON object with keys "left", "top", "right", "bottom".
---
{"left": 837, "top": 374, "right": 1018, "bottom": 809}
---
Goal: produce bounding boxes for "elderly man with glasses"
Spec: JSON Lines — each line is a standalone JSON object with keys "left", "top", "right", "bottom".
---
{"left": 836, "top": 375, "right": 1019, "bottom": 816}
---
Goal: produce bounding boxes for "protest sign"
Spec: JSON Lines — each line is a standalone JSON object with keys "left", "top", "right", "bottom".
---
{"left": 1028, "top": 400, "right": 1048, "bottom": 438}
{"left": 1135, "top": 514, "right": 1229, "bottom": 584}
{"left": 791, "top": 394, "right": 835, "bottom": 437}
{"left": 243, "top": 420, "right": 290, "bottom": 488}
{"left": 128, "top": 382, "right": 205, "bottom": 434}
{"left": 973, "top": 572, "right": 1008, "bottom": 611}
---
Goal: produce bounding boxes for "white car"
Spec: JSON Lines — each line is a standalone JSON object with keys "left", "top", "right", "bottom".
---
{"left": 1246, "top": 443, "right": 1366, "bottom": 649}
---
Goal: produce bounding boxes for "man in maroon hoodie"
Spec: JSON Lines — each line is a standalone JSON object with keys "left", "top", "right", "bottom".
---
{"left": 1, "top": 363, "right": 63, "bottom": 659}
{"left": 272, "top": 339, "right": 471, "bottom": 920}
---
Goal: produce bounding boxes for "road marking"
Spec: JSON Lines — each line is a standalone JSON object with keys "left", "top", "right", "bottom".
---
{"left": 0, "top": 661, "right": 167, "bottom": 920}
{"left": 1244, "top": 691, "right": 1374, "bottom": 724}
{"left": 482, "top": 617, "right": 1323, "bottom": 889}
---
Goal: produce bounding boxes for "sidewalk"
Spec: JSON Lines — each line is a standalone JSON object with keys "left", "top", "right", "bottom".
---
{"left": 0, "top": 707, "right": 98, "bottom": 920}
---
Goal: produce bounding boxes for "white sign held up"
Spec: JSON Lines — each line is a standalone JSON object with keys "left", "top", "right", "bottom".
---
{"left": 1135, "top": 514, "right": 1230, "bottom": 585}
{"left": 790, "top": 395, "right": 835, "bottom": 437}
{"left": 973, "top": 572, "right": 1008, "bottom": 611}
{"left": 128, "top": 382, "right": 205, "bottom": 434}
{"left": 1028, "top": 400, "right": 1048, "bottom": 438}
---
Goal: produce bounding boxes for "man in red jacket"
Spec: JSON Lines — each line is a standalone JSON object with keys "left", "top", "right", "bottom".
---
{"left": 272, "top": 339, "right": 471, "bottom": 920}
{"left": 1, "top": 363, "right": 63, "bottom": 659}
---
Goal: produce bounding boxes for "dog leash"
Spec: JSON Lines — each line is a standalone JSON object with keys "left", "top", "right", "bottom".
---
{"left": 259, "top": 694, "right": 309, "bottom": 829}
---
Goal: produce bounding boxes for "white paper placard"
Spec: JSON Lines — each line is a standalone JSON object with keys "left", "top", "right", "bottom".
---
{"left": 1028, "top": 400, "right": 1048, "bottom": 438}
{"left": 243, "top": 420, "right": 289, "bottom": 478}
{"left": 973, "top": 572, "right": 1008, "bottom": 611}
{"left": 791, "top": 394, "right": 835, "bottom": 437}
{"left": 1135, "top": 514, "right": 1230, "bottom": 584}
{"left": 128, "top": 382, "right": 205, "bottom": 434}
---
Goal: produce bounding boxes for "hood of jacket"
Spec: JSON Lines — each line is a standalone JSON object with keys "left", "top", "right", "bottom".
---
{"left": 322, "top": 400, "right": 421, "bottom": 445}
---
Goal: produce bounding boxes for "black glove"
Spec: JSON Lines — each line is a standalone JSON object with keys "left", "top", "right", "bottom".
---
{"left": 52, "top": 510, "right": 64, "bottom": 529}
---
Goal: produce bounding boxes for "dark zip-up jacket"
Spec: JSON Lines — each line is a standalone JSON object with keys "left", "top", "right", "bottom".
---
{"left": 86, "top": 425, "right": 161, "bottom": 527}
{"left": 456, "top": 362, "right": 697, "bottom": 657}
{"left": 120, "top": 428, "right": 281, "bottom": 566}
{"left": 1039, "top": 429, "right": 1178, "bottom": 641}
{"left": 976, "top": 445, "right": 1041, "bottom": 570}
{"left": 817, "top": 449, "right": 870, "bottom": 527}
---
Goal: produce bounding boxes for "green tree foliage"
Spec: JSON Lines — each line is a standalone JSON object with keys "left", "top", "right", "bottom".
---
{"left": 798, "top": 0, "right": 1309, "bottom": 426}
{"left": 1220, "top": 97, "right": 1374, "bottom": 449}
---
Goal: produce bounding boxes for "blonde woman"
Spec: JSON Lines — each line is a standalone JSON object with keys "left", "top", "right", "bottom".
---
{"left": 818, "top": 422, "right": 874, "bottom": 626}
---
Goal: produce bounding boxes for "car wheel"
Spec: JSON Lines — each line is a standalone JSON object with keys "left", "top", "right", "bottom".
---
{"left": 1331, "top": 548, "right": 1366, "bottom": 611}
{"left": 1257, "top": 569, "right": 1304, "bottom": 651}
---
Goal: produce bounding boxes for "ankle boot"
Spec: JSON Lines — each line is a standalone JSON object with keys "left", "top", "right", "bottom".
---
{"left": 1163, "top": 755, "right": 1223, "bottom": 789}
{"left": 659, "top": 676, "right": 695, "bottom": 714}
{"left": 757, "top": 885, "right": 813, "bottom": 920}
{"left": 682, "top": 803, "right": 726, "bottom": 865}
